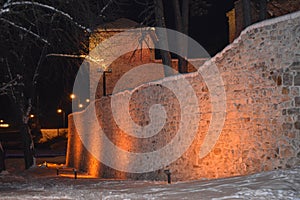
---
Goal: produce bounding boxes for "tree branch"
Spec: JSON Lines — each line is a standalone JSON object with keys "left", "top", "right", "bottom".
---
{"left": 46, "top": 53, "right": 104, "bottom": 64}
{"left": 3, "top": 1, "right": 91, "bottom": 33}
{"left": 0, "top": 18, "right": 50, "bottom": 45}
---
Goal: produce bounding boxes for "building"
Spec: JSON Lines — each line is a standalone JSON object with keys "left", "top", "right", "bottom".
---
{"left": 227, "top": 0, "right": 300, "bottom": 43}
{"left": 88, "top": 18, "right": 206, "bottom": 99}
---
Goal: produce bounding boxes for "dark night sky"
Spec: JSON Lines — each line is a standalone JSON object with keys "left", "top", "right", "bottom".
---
{"left": 0, "top": 1, "right": 236, "bottom": 128}
{"left": 127, "top": 0, "right": 236, "bottom": 55}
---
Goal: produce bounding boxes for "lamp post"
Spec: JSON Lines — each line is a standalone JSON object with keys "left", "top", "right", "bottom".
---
{"left": 57, "top": 109, "right": 65, "bottom": 136}
{"left": 57, "top": 109, "right": 66, "bottom": 128}
{"left": 70, "top": 93, "right": 76, "bottom": 100}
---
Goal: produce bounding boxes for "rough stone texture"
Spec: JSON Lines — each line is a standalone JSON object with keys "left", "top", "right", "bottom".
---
{"left": 67, "top": 11, "right": 300, "bottom": 181}
{"left": 230, "top": 0, "right": 300, "bottom": 42}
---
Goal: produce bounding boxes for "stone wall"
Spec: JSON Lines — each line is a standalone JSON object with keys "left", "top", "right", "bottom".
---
{"left": 229, "top": 0, "right": 300, "bottom": 42}
{"left": 67, "top": 11, "right": 300, "bottom": 181}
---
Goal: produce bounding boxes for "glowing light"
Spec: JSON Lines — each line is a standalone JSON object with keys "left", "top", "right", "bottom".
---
{"left": 0, "top": 124, "right": 9, "bottom": 128}
{"left": 70, "top": 94, "right": 76, "bottom": 99}
{"left": 30, "top": 114, "right": 34, "bottom": 118}
{"left": 78, "top": 104, "right": 83, "bottom": 108}
{"left": 85, "top": 99, "right": 90, "bottom": 103}
{"left": 0, "top": 120, "right": 3, "bottom": 123}
{"left": 37, "top": 162, "right": 64, "bottom": 168}
{"left": 57, "top": 109, "right": 63, "bottom": 114}
{"left": 59, "top": 174, "right": 96, "bottom": 179}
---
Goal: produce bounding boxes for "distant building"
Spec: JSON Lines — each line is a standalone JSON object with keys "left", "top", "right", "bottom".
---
{"left": 88, "top": 18, "right": 205, "bottom": 99}
{"left": 227, "top": 0, "right": 300, "bottom": 43}
{"left": 88, "top": 18, "right": 162, "bottom": 99}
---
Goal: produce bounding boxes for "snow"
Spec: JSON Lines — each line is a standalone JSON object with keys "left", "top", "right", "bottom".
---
{"left": 0, "top": 157, "right": 299, "bottom": 199}
{"left": 0, "top": 8, "right": 10, "bottom": 15}
{"left": 2, "top": 1, "right": 91, "bottom": 33}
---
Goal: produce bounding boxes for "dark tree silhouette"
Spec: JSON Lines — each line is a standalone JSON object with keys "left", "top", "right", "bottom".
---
{"left": 0, "top": 142, "right": 5, "bottom": 172}
{"left": 172, "top": 0, "right": 189, "bottom": 73}
{"left": 153, "top": 0, "right": 173, "bottom": 76}
{"left": 137, "top": 0, "right": 211, "bottom": 74}
{"left": 0, "top": 0, "right": 118, "bottom": 169}
{"left": 259, "top": 0, "right": 267, "bottom": 21}
{"left": 242, "top": 0, "right": 252, "bottom": 27}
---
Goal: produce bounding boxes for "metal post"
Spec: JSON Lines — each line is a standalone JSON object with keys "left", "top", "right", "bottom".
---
{"left": 164, "top": 169, "right": 171, "bottom": 184}
{"left": 62, "top": 111, "right": 66, "bottom": 128}
{"left": 103, "top": 71, "right": 107, "bottom": 96}
{"left": 73, "top": 169, "right": 77, "bottom": 179}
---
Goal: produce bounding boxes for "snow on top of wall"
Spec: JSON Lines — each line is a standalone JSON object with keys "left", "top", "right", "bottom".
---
{"left": 109, "top": 68, "right": 200, "bottom": 99}
{"left": 213, "top": 10, "right": 300, "bottom": 62}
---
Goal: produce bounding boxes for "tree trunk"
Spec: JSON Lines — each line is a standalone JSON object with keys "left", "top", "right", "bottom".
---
{"left": 259, "top": 0, "right": 267, "bottom": 21}
{"left": 180, "top": 0, "right": 189, "bottom": 73}
{"left": 182, "top": 0, "right": 189, "bottom": 35}
{"left": 242, "top": 0, "right": 252, "bottom": 28}
{"left": 172, "top": 0, "right": 183, "bottom": 32}
{"left": 154, "top": 0, "right": 173, "bottom": 77}
{"left": 172, "top": 0, "right": 189, "bottom": 73}
{"left": 9, "top": 93, "right": 35, "bottom": 169}
{"left": 0, "top": 142, "right": 5, "bottom": 172}
{"left": 20, "top": 122, "right": 35, "bottom": 169}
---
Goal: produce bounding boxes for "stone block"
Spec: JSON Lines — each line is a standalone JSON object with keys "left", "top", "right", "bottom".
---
{"left": 282, "top": 123, "right": 293, "bottom": 130}
{"left": 287, "top": 108, "right": 300, "bottom": 115}
{"left": 295, "top": 97, "right": 300, "bottom": 107}
{"left": 295, "top": 121, "right": 300, "bottom": 129}
{"left": 290, "top": 61, "right": 300, "bottom": 71}
{"left": 294, "top": 73, "right": 300, "bottom": 86}
{"left": 282, "top": 87, "right": 289, "bottom": 95}
{"left": 283, "top": 73, "right": 293, "bottom": 86}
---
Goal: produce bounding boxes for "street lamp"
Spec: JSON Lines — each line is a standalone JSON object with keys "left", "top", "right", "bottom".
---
{"left": 57, "top": 109, "right": 66, "bottom": 128}
{"left": 70, "top": 93, "right": 76, "bottom": 100}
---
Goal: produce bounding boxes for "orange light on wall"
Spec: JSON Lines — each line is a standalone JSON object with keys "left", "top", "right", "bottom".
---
{"left": 59, "top": 174, "right": 96, "bottom": 179}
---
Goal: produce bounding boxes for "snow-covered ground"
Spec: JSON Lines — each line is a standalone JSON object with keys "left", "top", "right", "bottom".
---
{"left": 0, "top": 157, "right": 299, "bottom": 200}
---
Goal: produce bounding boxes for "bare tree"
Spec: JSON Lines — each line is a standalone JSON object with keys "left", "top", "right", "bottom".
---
{"left": 137, "top": 0, "right": 210, "bottom": 74}
{"left": 172, "top": 0, "right": 189, "bottom": 73}
{"left": 259, "top": 0, "right": 267, "bottom": 21}
{"left": 153, "top": 0, "right": 173, "bottom": 76}
{"left": 0, "top": 0, "right": 119, "bottom": 169}
{"left": 242, "top": 0, "right": 252, "bottom": 27}
{"left": 0, "top": 142, "right": 5, "bottom": 172}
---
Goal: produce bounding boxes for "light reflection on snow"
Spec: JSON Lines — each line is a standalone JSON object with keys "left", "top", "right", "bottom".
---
{"left": 0, "top": 158, "right": 299, "bottom": 199}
